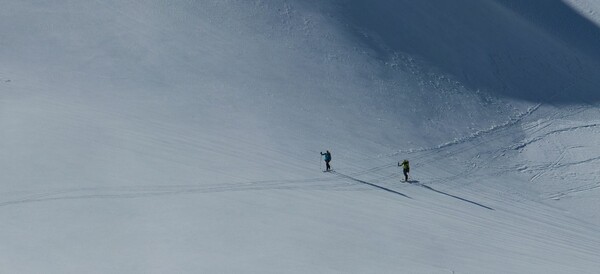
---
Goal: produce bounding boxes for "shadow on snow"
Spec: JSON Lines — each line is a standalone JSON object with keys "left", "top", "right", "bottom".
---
{"left": 409, "top": 181, "right": 494, "bottom": 211}
{"left": 332, "top": 171, "right": 493, "bottom": 210}
{"left": 331, "top": 171, "right": 412, "bottom": 199}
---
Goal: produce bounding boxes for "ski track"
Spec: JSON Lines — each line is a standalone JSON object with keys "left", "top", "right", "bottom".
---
{"left": 513, "top": 123, "right": 600, "bottom": 150}
{"left": 530, "top": 147, "right": 567, "bottom": 183}
{"left": 0, "top": 177, "right": 359, "bottom": 207}
{"left": 373, "top": 102, "right": 543, "bottom": 160}
{"left": 545, "top": 183, "right": 600, "bottom": 200}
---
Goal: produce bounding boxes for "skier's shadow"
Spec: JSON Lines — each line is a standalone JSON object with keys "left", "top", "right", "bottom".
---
{"left": 332, "top": 171, "right": 412, "bottom": 199}
{"left": 408, "top": 181, "right": 494, "bottom": 211}
{"left": 332, "top": 172, "right": 492, "bottom": 210}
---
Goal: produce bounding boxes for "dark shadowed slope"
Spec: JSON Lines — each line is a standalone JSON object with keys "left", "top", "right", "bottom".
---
{"left": 341, "top": 0, "right": 600, "bottom": 103}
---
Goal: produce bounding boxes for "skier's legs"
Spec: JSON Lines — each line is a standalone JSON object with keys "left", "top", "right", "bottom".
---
{"left": 326, "top": 161, "right": 331, "bottom": 171}
{"left": 403, "top": 170, "right": 409, "bottom": 181}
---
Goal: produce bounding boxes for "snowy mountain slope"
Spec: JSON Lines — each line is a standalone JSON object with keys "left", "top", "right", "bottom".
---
{"left": 2, "top": 0, "right": 600, "bottom": 273}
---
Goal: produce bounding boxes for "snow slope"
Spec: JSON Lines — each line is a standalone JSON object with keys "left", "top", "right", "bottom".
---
{"left": 1, "top": 0, "right": 600, "bottom": 273}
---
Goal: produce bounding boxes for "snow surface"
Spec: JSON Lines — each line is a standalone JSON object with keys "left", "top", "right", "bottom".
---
{"left": 1, "top": 0, "right": 600, "bottom": 273}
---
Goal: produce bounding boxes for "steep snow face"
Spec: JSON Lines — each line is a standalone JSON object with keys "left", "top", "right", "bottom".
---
{"left": 341, "top": 0, "right": 600, "bottom": 103}
{"left": 2, "top": 0, "right": 600, "bottom": 273}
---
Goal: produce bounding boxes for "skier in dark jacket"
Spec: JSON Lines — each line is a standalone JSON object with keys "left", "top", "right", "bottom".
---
{"left": 321, "top": 150, "right": 332, "bottom": 171}
{"left": 399, "top": 159, "right": 410, "bottom": 181}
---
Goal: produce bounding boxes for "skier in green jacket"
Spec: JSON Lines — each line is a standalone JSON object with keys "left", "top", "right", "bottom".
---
{"left": 399, "top": 160, "right": 410, "bottom": 181}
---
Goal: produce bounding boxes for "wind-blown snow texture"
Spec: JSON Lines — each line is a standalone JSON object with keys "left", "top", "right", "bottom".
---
{"left": 1, "top": 1, "right": 600, "bottom": 273}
